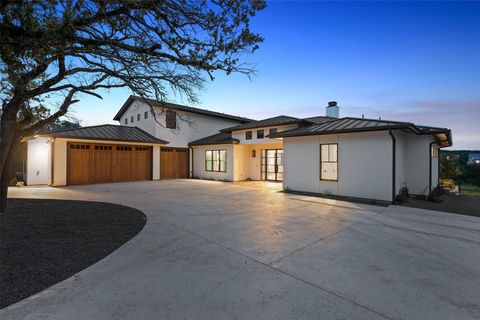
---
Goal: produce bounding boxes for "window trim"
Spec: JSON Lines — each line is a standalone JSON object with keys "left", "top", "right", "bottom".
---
{"left": 257, "top": 129, "right": 265, "bottom": 139}
{"left": 320, "top": 143, "right": 338, "bottom": 181}
{"left": 205, "top": 149, "right": 227, "bottom": 172}
{"left": 245, "top": 130, "right": 252, "bottom": 140}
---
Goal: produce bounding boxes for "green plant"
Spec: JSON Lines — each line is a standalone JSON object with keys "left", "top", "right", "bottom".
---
{"left": 428, "top": 184, "right": 443, "bottom": 203}
{"left": 396, "top": 183, "right": 409, "bottom": 203}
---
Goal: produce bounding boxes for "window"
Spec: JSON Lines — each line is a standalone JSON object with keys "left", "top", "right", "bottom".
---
{"left": 137, "top": 114, "right": 141, "bottom": 121}
{"left": 124, "top": 118, "right": 128, "bottom": 125}
{"left": 205, "top": 150, "right": 227, "bottom": 172}
{"left": 144, "top": 111, "right": 148, "bottom": 119}
{"left": 269, "top": 128, "right": 277, "bottom": 135}
{"left": 257, "top": 129, "right": 264, "bottom": 139}
{"left": 166, "top": 110, "right": 176, "bottom": 129}
{"left": 245, "top": 131, "right": 252, "bottom": 140}
{"left": 320, "top": 144, "right": 338, "bottom": 181}
{"left": 131, "top": 116, "right": 134, "bottom": 123}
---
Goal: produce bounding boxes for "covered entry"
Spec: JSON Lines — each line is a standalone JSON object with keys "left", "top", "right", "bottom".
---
{"left": 67, "top": 143, "right": 153, "bottom": 185}
{"left": 261, "top": 149, "right": 283, "bottom": 181}
{"left": 160, "top": 147, "right": 189, "bottom": 179}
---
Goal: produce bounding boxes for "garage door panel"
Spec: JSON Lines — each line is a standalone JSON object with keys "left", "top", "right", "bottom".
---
{"left": 67, "top": 143, "right": 152, "bottom": 185}
{"left": 115, "top": 146, "right": 133, "bottom": 181}
{"left": 160, "top": 147, "right": 188, "bottom": 179}
{"left": 133, "top": 146, "right": 152, "bottom": 180}
{"left": 68, "top": 144, "right": 91, "bottom": 185}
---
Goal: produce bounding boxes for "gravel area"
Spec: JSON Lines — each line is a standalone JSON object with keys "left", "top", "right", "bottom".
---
{"left": 0, "top": 198, "right": 146, "bottom": 309}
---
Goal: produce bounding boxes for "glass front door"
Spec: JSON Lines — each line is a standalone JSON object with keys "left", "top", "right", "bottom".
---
{"left": 261, "top": 149, "right": 283, "bottom": 181}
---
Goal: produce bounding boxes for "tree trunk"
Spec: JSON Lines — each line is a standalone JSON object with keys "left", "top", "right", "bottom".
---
{"left": 0, "top": 103, "right": 21, "bottom": 214}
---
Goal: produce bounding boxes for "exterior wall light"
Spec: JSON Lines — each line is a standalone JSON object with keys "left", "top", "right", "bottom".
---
{"left": 251, "top": 150, "right": 256, "bottom": 158}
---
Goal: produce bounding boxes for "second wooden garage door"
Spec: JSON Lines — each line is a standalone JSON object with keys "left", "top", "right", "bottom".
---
{"left": 67, "top": 143, "right": 152, "bottom": 185}
{"left": 160, "top": 147, "right": 189, "bottom": 179}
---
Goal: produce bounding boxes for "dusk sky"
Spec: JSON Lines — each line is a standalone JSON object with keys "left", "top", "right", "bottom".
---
{"left": 71, "top": 1, "right": 480, "bottom": 150}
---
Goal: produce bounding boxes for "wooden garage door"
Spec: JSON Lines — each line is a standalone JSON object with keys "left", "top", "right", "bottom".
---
{"left": 67, "top": 143, "right": 152, "bottom": 185}
{"left": 160, "top": 147, "right": 189, "bottom": 179}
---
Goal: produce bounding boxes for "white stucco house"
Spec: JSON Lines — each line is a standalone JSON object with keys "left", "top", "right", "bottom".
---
{"left": 25, "top": 96, "right": 452, "bottom": 203}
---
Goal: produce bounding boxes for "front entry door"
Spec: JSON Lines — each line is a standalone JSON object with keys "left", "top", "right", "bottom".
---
{"left": 261, "top": 149, "right": 283, "bottom": 181}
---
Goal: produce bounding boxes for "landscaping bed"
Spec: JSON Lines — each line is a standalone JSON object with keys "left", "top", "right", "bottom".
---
{"left": 0, "top": 198, "right": 146, "bottom": 309}
{"left": 400, "top": 194, "right": 480, "bottom": 217}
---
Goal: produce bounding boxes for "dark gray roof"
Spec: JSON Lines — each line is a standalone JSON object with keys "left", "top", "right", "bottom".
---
{"left": 303, "top": 116, "right": 336, "bottom": 124}
{"left": 38, "top": 124, "right": 168, "bottom": 144}
{"left": 114, "top": 96, "right": 253, "bottom": 123}
{"left": 220, "top": 115, "right": 309, "bottom": 133}
{"left": 270, "top": 117, "right": 452, "bottom": 147}
{"left": 189, "top": 132, "right": 239, "bottom": 146}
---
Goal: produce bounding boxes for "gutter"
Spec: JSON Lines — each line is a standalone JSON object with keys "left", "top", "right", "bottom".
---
{"left": 389, "top": 130, "right": 396, "bottom": 204}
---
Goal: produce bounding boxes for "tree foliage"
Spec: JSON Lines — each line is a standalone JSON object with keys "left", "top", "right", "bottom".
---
{"left": 0, "top": 0, "right": 265, "bottom": 212}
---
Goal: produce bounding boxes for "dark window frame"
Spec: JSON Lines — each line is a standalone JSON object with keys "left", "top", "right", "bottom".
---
{"left": 130, "top": 116, "right": 134, "bottom": 123}
{"left": 245, "top": 131, "right": 252, "bottom": 140}
{"left": 124, "top": 118, "right": 128, "bottom": 125}
{"left": 166, "top": 110, "right": 177, "bottom": 129}
{"left": 205, "top": 149, "right": 227, "bottom": 172}
{"left": 144, "top": 111, "right": 148, "bottom": 119}
{"left": 257, "top": 129, "right": 265, "bottom": 139}
{"left": 320, "top": 143, "right": 338, "bottom": 181}
{"left": 269, "top": 128, "right": 278, "bottom": 136}
{"left": 137, "top": 114, "right": 141, "bottom": 121}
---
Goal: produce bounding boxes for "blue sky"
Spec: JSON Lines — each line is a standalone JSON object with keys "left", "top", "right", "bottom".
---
{"left": 72, "top": 1, "right": 480, "bottom": 150}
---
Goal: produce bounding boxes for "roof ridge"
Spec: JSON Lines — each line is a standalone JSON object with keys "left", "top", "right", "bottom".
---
{"left": 42, "top": 123, "right": 116, "bottom": 134}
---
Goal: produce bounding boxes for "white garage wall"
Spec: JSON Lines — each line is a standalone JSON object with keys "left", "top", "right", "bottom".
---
{"left": 192, "top": 144, "right": 234, "bottom": 181}
{"left": 283, "top": 131, "right": 394, "bottom": 202}
{"left": 26, "top": 137, "right": 52, "bottom": 185}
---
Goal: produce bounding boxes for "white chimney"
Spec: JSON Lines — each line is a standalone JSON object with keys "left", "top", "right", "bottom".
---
{"left": 326, "top": 101, "right": 339, "bottom": 118}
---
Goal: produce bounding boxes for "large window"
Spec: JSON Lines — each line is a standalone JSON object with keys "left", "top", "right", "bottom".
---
{"left": 205, "top": 150, "right": 227, "bottom": 172}
{"left": 166, "top": 110, "right": 177, "bottom": 129}
{"left": 320, "top": 144, "right": 338, "bottom": 181}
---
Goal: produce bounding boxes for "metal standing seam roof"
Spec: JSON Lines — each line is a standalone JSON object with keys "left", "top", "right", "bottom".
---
{"left": 220, "top": 115, "right": 310, "bottom": 133}
{"left": 270, "top": 117, "right": 452, "bottom": 147}
{"left": 113, "top": 96, "right": 253, "bottom": 123}
{"left": 37, "top": 124, "right": 168, "bottom": 144}
{"left": 188, "top": 132, "right": 239, "bottom": 146}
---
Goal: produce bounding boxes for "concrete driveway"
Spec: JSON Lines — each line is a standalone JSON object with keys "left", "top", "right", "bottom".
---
{"left": 2, "top": 180, "right": 480, "bottom": 320}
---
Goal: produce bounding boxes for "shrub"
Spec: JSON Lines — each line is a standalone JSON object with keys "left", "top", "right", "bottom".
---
{"left": 441, "top": 179, "right": 455, "bottom": 189}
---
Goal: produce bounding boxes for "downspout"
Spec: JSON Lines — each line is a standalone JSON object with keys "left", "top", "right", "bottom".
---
{"left": 428, "top": 141, "right": 436, "bottom": 194}
{"left": 189, "top": 146, "right": 194, "bottom": 178}
{"left": 389, "top": 130, "right": 396, "bottom": 204}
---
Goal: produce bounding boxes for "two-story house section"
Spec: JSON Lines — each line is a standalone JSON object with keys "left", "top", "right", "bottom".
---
{"left": 113, "top": 96, "right": 252, "bottom": 178}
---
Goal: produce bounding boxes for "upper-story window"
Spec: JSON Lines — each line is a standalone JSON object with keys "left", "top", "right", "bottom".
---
{"left": 166, "top": 110, "right": 176, "bottom": 129}
{"left": 130, "top": 116, "right": 134, "bottom": 123}
{"left": 144, "top": 111, "right": 148, "bottom": 119}
{"left": 257, "top": 129, "right": 264, "bottom": 139}
{"left": 245, "top": 131, "right": 252, "bottom": 140}
{"left": 269, "top": 128, "right": 278, "bottom": 135}
{"left": 124, "top": 118, "right": 128, "bottom": 125}
{"left": 137, "top": 114, "right": 140, "bottom": 121}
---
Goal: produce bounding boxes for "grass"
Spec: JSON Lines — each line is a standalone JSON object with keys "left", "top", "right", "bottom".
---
{"left": 461, "top": 184, "right": 480, "bottom": 197}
